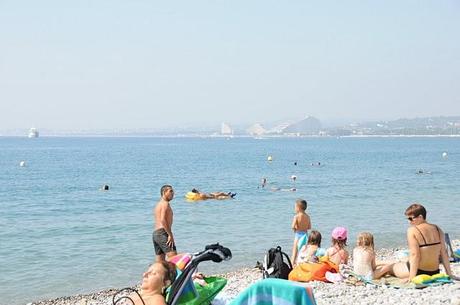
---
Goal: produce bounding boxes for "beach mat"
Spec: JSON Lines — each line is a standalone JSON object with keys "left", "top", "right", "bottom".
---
{"left": 229, "top": 278, "right": 317, "bottom": 305}
{"left": 343, "top": 271, "right": 453, "bottom": 289}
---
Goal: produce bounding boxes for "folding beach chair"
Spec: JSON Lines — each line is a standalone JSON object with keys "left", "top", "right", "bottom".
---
{"left": 112, "top": 243, "right": 232, "bottom": 305}
{"left": 167, "top": 243, "right": 232, "bottom": 305}
{"left": 445, "top": 233, "right": 460, "bottom": 263}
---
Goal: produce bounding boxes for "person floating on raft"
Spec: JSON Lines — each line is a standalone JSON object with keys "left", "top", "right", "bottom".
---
{"left": 185, "top": 188, "right": 236, "bottom": 201}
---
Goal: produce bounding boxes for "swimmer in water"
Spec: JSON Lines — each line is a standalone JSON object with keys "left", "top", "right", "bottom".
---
{"left": 191, "top": 188, "right": 236, "bottom": 199}
{"left": 416, "top": 169, "right": 431, "bottom": 175}
{"left": 261, "top": 177, "right": 267, "bottom": 188}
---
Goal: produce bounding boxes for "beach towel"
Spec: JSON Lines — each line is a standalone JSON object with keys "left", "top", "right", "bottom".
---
{"left": 297, "top": 234, "right": 308, "bottom": 252}
{"left": 341, "top": 269, "right": 453, "bottom": 289}
{"left": 170, "top": 253, "right": 192, "bottom": 270}
{"left": 229, "top": 278, "right": 317, "bottom": 305}
{"left": 288, "top": 259, "right": 339, "bottom": 282}
{"left": 371, "top": 276, "right": 452, "bottom": 289}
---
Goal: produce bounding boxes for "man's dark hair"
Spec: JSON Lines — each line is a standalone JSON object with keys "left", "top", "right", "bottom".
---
{"left": 161, "top": 185, "right": 173, "bottom": 196}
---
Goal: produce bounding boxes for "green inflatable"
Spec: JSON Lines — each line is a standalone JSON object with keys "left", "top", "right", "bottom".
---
{"left": 177, "top": 276, "right": 227, "bottom": 305}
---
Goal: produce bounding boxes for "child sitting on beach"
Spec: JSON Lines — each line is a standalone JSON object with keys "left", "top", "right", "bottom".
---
{"left": 297, "top": 230, "right": 322, "bottom": 264}
{"left": 291, "top": 199, "right": 311, "bottom": 265}
{"left": 353, "top": 232, "right": 392, "bottom": 280}
{"left": 326, "top": 227, "right": 349, "bottom": 266}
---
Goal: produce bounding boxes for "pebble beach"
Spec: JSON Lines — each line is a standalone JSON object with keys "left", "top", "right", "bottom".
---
{"left": 30, "top": 242, "right": 460, "bottom": 305}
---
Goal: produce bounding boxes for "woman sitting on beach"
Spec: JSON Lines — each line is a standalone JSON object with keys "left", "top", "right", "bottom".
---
{"left": 391, "top": 203, "right": 459, "bottom": 282}
{"left": 128, "top": 261, "right": 177, "bottom": 305}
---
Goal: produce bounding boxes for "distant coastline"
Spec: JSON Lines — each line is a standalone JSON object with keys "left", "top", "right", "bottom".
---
{"left": 2, "top": 134, "right": 460, "bottom": 138}
{"left": 2, "top": 115, "right": 459, "bottom": 138}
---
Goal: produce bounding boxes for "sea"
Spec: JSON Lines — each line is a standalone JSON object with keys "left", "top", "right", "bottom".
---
{"left": 1, "top": 136, "right": 459, "bottom": 305}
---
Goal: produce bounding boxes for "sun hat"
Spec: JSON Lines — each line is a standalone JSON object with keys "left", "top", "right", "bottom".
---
{"left": 331, "top": 227, "right": 347, "bottom": 240}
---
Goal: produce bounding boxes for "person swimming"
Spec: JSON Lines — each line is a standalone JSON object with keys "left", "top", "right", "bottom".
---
{"left": 416, "top": 169, "right": 431, "bottom": 175}
{"left": 261, "top": 177, "right": 267, "bottom": 188}
{"left": 191, "top": 189, "right": 236, "bottom": 199}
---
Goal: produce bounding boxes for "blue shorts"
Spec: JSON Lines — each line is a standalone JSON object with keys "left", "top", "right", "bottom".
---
{"left": 295, "top": 231, "right": 307, "bottom": 240}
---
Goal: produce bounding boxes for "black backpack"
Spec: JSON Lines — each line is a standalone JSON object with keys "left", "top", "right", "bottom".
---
{"left": 262, "top": 246, "right": 293, "bottom": 279}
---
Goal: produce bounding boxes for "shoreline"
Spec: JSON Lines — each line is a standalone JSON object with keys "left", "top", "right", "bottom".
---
{"left": 29, "top": 243, "right": 460, "bottom": 305}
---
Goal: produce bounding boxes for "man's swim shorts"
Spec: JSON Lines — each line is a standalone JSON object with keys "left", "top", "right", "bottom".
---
{"left": 152, "top": 228, "right": 176, "bottom": 255}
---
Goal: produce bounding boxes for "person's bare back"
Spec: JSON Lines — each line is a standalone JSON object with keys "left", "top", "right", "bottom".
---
{"left": 294, "top": 212, "right": 311, "bottom": 232}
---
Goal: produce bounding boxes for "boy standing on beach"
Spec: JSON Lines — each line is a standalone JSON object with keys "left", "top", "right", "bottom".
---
{"left": 153, "top": 185, "right": 177, "bottom": 262}
{"left": 291, "top": 199, "right": 311, "bottom": 264}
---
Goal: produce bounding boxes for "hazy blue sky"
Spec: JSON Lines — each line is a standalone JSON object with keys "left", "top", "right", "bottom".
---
{"left": 1, "top": 1, "right": 459, "bottom": 130}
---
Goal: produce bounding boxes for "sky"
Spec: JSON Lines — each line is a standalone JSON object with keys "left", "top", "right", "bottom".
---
{"left": 1, "top": 1, "right": 459, "bottom": 130}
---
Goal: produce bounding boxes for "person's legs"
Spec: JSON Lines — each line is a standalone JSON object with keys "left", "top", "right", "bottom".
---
{"left": 374, "top": 263, "right": 393, "bottom": 279}
{"left": 153, "top": 229, "right": 167, "bottom": 262}
{"left": 292, "top": 238, "right": 299, "bottom": 264}
{"left": 391, "top": 262, "right": 410, "bottom": 279}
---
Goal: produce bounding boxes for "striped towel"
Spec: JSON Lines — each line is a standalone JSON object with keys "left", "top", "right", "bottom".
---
{"left": 229, "top": 278, "right": 317, "bottom": 305}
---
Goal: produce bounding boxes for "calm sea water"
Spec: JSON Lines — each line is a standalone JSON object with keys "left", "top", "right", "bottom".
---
{"left": 1, "top": 137, "right": 460, "bottom": 304}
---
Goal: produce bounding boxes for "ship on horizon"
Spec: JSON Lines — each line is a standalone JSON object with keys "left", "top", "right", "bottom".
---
{"left": 28, "top": 128, "right": 39, "bottom": 138}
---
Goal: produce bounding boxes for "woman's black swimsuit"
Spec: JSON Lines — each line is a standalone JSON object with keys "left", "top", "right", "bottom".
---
{"left": 407, "top": 225, "right": 441, "bottom": 276}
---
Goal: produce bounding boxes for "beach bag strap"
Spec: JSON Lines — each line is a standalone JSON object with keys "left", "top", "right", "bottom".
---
{"left": 263, "top": 247, "right": 277, "bottom": 278}
{"left": 113, "top": 287, "right": 145, "bottom": 305}
{"left": 280, "top": 248, "right": 293, "bottom": 270}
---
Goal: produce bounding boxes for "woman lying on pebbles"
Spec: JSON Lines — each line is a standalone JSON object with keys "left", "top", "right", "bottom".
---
{"left": 114, "top": 261, "right": 176, "bottom": 305}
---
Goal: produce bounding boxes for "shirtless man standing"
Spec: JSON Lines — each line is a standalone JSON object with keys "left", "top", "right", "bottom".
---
{"left": 153, "top": 185, "right": 177, "bottom": 262}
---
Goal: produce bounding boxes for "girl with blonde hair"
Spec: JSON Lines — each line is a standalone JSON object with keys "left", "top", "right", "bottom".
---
{"left": 353, "top": 232, "right": 391, "bottom": 279}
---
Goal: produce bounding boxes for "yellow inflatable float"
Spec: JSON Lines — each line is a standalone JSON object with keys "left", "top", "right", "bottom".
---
{"left": 185, "top": 191, "right": 236, "bottom": 201}
{"left": 185, "top": 192, "right": 203, "bottom": 201}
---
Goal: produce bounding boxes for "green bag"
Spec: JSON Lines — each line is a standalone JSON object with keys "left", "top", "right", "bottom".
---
{"left": 179, "top": 276, "right": 227, "bottom": 305}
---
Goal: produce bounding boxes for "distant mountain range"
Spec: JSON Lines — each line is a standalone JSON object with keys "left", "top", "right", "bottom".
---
{"left": 229, "top": 116, "right": 460, "bottom": 136}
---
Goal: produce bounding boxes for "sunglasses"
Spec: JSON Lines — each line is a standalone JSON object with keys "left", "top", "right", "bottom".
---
{"left": 407, "top": 215, "right": 419, "bottom": 221}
